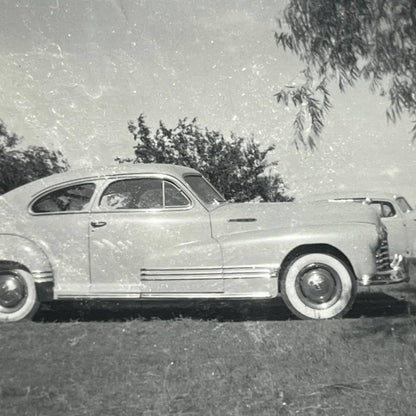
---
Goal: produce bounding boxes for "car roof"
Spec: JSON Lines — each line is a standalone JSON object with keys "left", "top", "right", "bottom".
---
{"left": 3, "top": 163, "right": 200, "bottom": 201}
{"left": 301, "top": 191, "right": 405, "bottom": 202}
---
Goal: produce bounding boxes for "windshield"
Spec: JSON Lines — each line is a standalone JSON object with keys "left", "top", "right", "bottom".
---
{"left": 184, "top": 175, "right": 226, "bottom": 206}
{"left": 396, "top": 197, "right": 413, "bottom": 213}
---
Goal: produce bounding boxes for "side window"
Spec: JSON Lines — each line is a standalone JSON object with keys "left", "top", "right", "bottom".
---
{"left": 99, "top": 179, "right": 190, "bottom": 210}
{"left": 100, "top": 178, "right": 162, "bottom": 209}
{"left": 137, "top": 180, "right": 163, "bottom": 208}
{"left": 370, "top": 201, "right": 396, "bottom": 218}
{"left": 32, "top": 183, "right": 96, "bottom": 213}
{"left": 165, "top": 182, "right": 190, "bottom": 207}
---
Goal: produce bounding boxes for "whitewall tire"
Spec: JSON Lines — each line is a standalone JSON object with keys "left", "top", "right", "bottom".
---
{"left": 281, "top": 253, "right": 357, "bottom": 320}
{"left": 0, "top": 269, "right": 39, "bottom": 322}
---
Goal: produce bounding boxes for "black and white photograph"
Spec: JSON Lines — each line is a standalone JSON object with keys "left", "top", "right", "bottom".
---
{"left": 1, "top": 1, "right": 416, "bottom": 415}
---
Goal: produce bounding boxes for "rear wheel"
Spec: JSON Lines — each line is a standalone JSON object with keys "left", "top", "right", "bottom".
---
{"left": 0, "top": 269, "right": 39, "bottom": 322}
{"left": 281, "top": 253, "right": 357, "bottom": 320}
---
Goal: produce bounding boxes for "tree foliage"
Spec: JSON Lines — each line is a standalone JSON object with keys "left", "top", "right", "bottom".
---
{"left": 275, "top": 0, "right": 416, "bottom": 147}
{"left": 117, "top": 114, "right": 292, "bottom": 202}
{"left": 0, "top": 119, "right": 69, "bottom": 194}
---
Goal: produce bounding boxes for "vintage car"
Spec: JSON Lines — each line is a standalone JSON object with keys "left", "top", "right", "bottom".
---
{"left": 301, "top": 192, "right": 416, "bottom": 262}
{"left": 0, "top": 164, "right": 408, "bottom": 322}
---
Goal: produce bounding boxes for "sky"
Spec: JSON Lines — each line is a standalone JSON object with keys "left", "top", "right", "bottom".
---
{"left": 1, "top": 0, "right": 416, "bottom": 203}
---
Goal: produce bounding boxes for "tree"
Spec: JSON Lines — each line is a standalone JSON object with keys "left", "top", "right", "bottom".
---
{"left": 117, "top": 114, "right": 292, "bottom": 202}
{"left": 0, "top": 119, "right": 69, "bottom": 194}
{"left": 275, "top": 0, "right": 416, "bottom": 148}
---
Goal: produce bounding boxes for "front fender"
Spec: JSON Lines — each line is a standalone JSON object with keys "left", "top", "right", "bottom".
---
{"left": 216, "top": 223, "right": 379, "bottom": 280}
{"left": 0, "top": 234, "right": 53, "bottom": 283}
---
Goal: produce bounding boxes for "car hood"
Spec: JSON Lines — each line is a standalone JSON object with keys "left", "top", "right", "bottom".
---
{"left": 210, "top": 201, "right": 380, "bottom": 233}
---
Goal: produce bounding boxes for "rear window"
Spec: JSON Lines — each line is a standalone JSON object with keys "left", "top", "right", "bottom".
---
{"left": 396, "top": 197, "right": 413, "bottom": 213}
{"left": 32, "top": 183, "right": 96, "bottom": 213}
{"left": 368, "top": 201, "right": 396, "bottom": 218}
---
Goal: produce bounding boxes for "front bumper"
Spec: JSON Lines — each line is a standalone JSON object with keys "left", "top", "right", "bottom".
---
{"left": 359, "top": 254, "right": 410, "bottom": 286}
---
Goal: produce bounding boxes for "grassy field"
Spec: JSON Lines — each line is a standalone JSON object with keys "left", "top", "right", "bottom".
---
{"left": 1, "top": 285, "right": 416, "bottom": 415}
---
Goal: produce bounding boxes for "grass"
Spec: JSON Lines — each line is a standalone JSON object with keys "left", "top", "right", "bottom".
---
{"left": 1, "top": 286, "right": 416, "bottom": 415}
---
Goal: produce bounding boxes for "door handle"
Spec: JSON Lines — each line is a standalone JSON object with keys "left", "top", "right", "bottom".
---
{"left": 91, "top": 221, "right": 107, "bottom": 228}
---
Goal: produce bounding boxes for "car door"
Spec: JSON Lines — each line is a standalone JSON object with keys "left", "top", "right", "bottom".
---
{"left": 395, "top": 197, "right": 416, "bottom": 258}
{"left": 88, "top": 175, "right": 224, "bottom": 296}
{"left": 401, "top": 211, "right": 416, "bottom": 258}
{"left": 370, "top": 200, "right": 409, "bottom": 257}
{"left": 28, "top": 181, "right": 97, "bottom": 296}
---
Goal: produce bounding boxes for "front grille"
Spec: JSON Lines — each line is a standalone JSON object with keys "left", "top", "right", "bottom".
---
{"left": 375, "top": 237, "right": 390, "bottom": 272}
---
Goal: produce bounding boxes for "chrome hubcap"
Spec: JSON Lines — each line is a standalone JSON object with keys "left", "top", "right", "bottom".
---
{"left": 0, "top": 274, "right": 26, "bottom": 308}
{"left": 296, "top": 263, "right": 342, "bottom": 309}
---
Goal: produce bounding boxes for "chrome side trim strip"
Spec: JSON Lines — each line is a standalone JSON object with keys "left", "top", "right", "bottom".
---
{"left": 223, "top": 267, "right": 278, "bottom": 280}
{"left": 140, "top": 266, "right": 279, "bottom": 281}
{"left": 57, "top": 292, "right": 273, "bottom": 300}
{"left": 141, "top": 268, "right": 222, "bottom": 281}
{"left": 57, "top": 293, "right": 142, "bottom": 299}
{"left": 228, "top": 218, "right": 257, "bottom": 222}
{"left": 141, "top": 292, "right": 273, "bottom": 299}
{"left": 31, "top": 271, "right": 54, "bottom": 283}
{"left": 34, "top": 278, "right": 54, "bottom": 284}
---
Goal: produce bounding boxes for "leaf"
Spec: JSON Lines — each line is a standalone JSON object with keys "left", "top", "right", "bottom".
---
{"left": 275, "top": 0, "right": 416, "bottom": 146}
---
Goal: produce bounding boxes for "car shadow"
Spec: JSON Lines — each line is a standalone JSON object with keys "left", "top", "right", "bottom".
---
{"left": 33, "top": 292, "right": 413, "bottom": 323}
{"left": 348, "top": 291, "right": 412, "bottom": 318}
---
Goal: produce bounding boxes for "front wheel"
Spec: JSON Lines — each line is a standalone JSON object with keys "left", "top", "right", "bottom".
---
{"left": 280, "top": 253, "right": 357, "bottom": 320}
{"left": 0, "top": 269, "right": 39, "bottom": 323}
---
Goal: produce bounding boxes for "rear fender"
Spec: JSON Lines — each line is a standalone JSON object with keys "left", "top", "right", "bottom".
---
{"left": 0, "top": 234, "right": 53, "bottom": 284}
